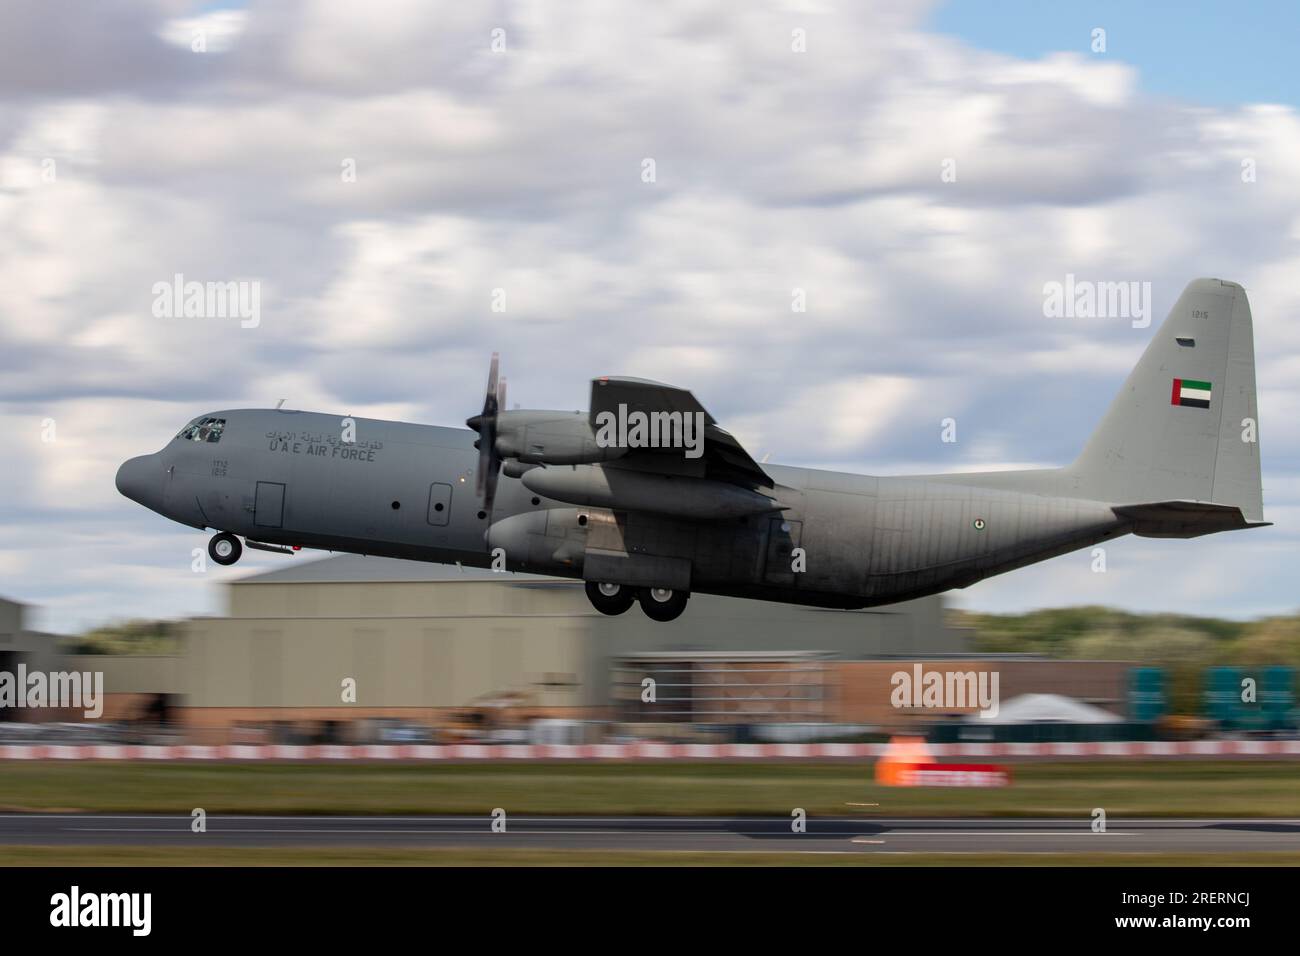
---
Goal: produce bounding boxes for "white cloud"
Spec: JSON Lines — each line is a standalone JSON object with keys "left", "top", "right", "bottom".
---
{"left": 0, "top": 0, "right": 1297, "bottom": 630}
{"left": 158, "top": 10, "right": 249, "bottom": 54}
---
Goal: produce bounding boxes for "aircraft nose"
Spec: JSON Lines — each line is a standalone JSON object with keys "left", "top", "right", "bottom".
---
{"left": 115, "top": 454, "right": 162, "bottom": 506}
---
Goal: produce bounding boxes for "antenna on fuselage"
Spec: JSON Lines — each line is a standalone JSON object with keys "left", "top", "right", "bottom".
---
{"left": 275, "top": 398, "right": 286, "bottom": 410}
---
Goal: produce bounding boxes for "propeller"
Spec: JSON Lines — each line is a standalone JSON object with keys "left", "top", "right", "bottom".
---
{"left": 466, "top": 353, "right": 507, "bottom": 513}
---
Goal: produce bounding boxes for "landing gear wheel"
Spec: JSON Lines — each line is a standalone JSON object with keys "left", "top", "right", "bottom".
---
{"left": 208, "top": 532, "right": 243, "bottom": 566}
{"left": 638, "top": 586, "right": 689, "bottom": 622}
{"left": 585, "top": 581, "right": 636, "bottom": 616}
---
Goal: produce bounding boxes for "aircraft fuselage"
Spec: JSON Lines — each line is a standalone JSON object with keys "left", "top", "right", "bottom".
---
{"left": 117, "top": 407, "right": 1131, "bottom": 610}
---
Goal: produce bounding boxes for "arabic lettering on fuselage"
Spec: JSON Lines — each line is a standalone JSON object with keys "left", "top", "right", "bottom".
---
{"left": 264, "top": 431, "right": 382, "bottom": 462}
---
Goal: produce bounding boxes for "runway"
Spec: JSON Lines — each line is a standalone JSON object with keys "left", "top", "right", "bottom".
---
{"left": 1, "top": 814, "right": 1298, "bottom": 854}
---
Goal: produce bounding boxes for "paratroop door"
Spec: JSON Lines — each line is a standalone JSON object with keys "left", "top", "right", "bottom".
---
{"left": 762, "top": 517, "right": 802, "bottom": 585}
{"left": 254, "top": 481, "right": 285, "bottom": 528}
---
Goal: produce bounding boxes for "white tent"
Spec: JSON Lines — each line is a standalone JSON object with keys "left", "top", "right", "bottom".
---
{"left": 968, "top": 693, "right": 1122, "bottom": 725}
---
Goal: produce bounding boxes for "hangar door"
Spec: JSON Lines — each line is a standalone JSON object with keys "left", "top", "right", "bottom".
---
{"left": 254, "top": 481, "right": 285, "bottom": 529}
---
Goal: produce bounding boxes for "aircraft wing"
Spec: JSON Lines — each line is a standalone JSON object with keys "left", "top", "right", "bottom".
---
{"left": 589, "top": 376, "right": 772, "bottom": 488}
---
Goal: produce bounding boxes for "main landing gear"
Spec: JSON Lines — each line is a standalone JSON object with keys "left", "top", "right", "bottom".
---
{"left": 584, "top": 581, "right": 690, "bottom": 622}
{"left": 208, "top": 532, "right": 243, "bottom": 566}
{"left": 585, "top": 581, "right": 636, "bottom": 616}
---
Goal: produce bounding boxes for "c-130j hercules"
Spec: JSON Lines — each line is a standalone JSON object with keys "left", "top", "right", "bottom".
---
{"left": 117, "top": 279, "right": 1266, "bottom": 622}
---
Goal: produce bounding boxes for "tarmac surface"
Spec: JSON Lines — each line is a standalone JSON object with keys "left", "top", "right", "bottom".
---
{"left": 1, "top": 814, "right": 1298, "bottom": 853}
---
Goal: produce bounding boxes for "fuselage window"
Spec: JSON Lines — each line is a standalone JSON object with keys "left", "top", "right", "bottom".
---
{"left": 175, "top": 417, "right": 226, "bottom": 443}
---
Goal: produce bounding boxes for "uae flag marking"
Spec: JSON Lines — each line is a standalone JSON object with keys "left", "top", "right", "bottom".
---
{"left": 1171, "top": 377, "right": 1212, "bottom": 409}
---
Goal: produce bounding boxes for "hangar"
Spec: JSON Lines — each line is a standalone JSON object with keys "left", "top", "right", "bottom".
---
{"left": 13, "top": 558, "right": 1132, "bottom": 744}
{"left": 174, "top": 554, "right": 971, "bottom": 743}
{"left": 0, "top": 597, "right": 65, "bottom": 717}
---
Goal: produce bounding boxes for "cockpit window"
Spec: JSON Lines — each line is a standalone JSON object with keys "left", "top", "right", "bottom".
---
{"left": 175, "top": 417, "right": 226, "bottom": 443}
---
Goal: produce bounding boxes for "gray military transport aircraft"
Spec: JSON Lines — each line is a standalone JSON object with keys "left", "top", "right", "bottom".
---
{"left": 117, "top": 278, "right": 1266, "bottom": 622}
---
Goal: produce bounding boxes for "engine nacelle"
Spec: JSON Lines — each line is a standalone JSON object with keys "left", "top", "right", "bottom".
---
{"left": 485, "top": 508, "right": 589, "bottom": 573}
{"left": 521, "top": 463, "right": 781, "bottom": 520}
{"left": 494, "top": 410, "right": 628, "bottom": 465}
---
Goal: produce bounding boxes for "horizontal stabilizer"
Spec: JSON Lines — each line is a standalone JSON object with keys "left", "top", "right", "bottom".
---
{"left": 1112, "top": 500, "right": 1272, "bottom": 538}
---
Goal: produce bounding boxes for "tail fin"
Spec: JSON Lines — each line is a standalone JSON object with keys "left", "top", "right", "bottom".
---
{"left": 1067, "top": 278, "right": 1265, "bottom": 524}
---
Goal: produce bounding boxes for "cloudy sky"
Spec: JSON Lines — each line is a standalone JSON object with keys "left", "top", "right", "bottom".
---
{"left": 2, "top": 0, "right": 1297, "bottom": 633}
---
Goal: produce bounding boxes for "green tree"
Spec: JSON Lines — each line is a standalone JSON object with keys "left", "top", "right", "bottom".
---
{"left": 64, "top": 620, "right": 180, "bottom": 656}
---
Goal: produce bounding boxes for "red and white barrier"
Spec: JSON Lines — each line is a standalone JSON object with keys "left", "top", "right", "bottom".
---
{"left": 896, "top": 764, "right": 1012, "bottom": 787}
{"left": 0, "top": 739, "right": 1297, "bottom": 761}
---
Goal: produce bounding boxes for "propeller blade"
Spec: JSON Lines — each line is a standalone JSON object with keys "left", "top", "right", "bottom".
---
{"left": 483, "top": 457, "right": 500, "bottom": 512}
{"left": 484, "top": 353, "right": 499, "bottom": 417}
{"left": 470, "top": 353, "right": 504, "bottom": 511}
{"left": 475, "top": 420, "right": 495, "bottom": 497}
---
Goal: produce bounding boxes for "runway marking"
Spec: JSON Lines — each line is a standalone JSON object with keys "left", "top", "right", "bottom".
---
{"left": 890, "top": 831, "right": 1140, "bottom": 837}
{"left": 70, "top": 827, "right": 862, "bottom": 836}
{"left": 4, "top": 814, "right": 782, "bottom": 822}
{"left": 64, "top": 827, "right": 1142, "bottom": 841}
{"left": 10, "top": 814, "right": 1300, "bottom": 823}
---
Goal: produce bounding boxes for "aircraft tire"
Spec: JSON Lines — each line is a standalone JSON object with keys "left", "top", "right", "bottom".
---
{"left": 208, "top": 532, "right": 243, "bottom": 566}
{"left": 585, "top": 581, "right": 636, "bottom": 616}
{"left": 638, "top": 586, "right": 689, "bottom": 622}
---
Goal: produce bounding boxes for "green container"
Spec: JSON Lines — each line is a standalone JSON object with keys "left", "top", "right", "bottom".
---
{"left": 1128, "top": 667, "right": 1166, "bottom": 723}
{"left": 1204, "top": 666, "right": 1244, "bottom": 728}
{"left": 1261, "top": 666, "right": 1297, "bottom": 731}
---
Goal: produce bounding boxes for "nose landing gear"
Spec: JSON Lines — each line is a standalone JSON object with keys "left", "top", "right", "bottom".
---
{"left": 208, "top": 532, "right": 243, "bottom": 566}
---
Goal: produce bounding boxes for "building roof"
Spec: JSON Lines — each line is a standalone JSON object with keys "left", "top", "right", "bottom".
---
{"left": 968, "top": 693, "right": 1122, "bottom": 724}
{"left": 614, "top": 650, "right": 836, "bottom": 661}
{"left": 232, "top": 553, "right": 569, "bottom": 586}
